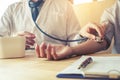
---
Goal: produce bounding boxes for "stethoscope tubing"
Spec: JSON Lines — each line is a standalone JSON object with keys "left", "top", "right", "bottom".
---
{"left": 34, "top": 22, "right": 88, "bottom": 42}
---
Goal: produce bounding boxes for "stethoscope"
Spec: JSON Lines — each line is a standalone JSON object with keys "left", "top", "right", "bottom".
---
{"left": 34, "top": 22, "right": 88, "bottom": 43}
{"left": 29, "top": 0, "right": 88, "bottom": 43}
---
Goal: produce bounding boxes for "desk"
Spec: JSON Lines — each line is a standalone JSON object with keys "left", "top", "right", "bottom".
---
{"left": 0, "top": 51, "right": 120, "bottom": 80}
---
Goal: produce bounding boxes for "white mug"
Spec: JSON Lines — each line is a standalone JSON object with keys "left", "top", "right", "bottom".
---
{"left": 0, "top": 36, "right": 26, "bottom": 59}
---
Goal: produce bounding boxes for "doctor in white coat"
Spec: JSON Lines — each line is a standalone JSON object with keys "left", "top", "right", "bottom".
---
{"left": 0, "top": 0, "right": 80, "bottom": 49}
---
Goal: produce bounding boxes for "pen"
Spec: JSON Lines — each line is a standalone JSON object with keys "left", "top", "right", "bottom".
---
{"left": 78, "top": 57, "right": 93, "bottom": 69}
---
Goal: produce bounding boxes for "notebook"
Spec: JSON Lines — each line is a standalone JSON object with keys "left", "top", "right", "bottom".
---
{"left": 56, "top": 56, "right": 120, "bottom": 79}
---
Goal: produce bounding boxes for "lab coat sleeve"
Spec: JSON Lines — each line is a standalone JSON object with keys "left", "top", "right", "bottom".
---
{"left": 66, "top": 1, "right": 81, "bottom": 46}
{"left": 0, "top": 4, "right": 14, "bottom": 37}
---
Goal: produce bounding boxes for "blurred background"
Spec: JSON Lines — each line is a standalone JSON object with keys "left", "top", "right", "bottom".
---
{"left": 72, "top": 0, "right": 115, "bottom": 27}
{"left": 0, "top": 0, "right": 20, "bottom": 18}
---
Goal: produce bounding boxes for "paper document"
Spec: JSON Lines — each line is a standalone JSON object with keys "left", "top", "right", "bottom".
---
{"left": 56, "top": 56, "right": 120, "bottom": 79}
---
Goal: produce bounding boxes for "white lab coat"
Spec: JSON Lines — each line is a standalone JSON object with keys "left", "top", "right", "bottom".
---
{"left": 0, "top": 0, "right": 80, "bottom": 46}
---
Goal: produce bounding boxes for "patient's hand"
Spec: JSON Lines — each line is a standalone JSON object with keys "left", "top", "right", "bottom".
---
{"left": 35, "top": 42, "right": 73, "bottom": 60}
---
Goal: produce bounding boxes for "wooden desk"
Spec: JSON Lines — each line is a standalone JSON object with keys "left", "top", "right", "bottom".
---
{"left": 0, "top": 51, "right": 120, "bottom": 80}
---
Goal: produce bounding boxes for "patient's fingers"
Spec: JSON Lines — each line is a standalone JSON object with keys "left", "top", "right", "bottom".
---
{"left": 40, "top": 42, "right": 47, "bottom": 58}
{"left": 46, "top": 44, "right": 53, "bottom": 60}
{"left": 51, "top": 46, "right": 58, "bottom": 60}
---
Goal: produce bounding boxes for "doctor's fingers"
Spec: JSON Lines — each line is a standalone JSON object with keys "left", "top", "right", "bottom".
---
{"left": 18, "top": 31, "right": 36, "bottom": 39}
{"left": 89, "top": 23, "right": 104, "bottom": 38}
{"left": 19, "top": 32, "right": 36, "bottom": 46}
{"left": 25, "top": 45, "right": 31, "bottom": 50}
{"left": 26, "top": 38, "right": 35, "bottom": 46}
{"left": 80, "top": 23, "right": 103, "bottom": 39}
{"left": 101, "top": 22, "right": 108, "bottom": 36}
{"left": 80, "top": 27, "right": 95, "bottom": 39}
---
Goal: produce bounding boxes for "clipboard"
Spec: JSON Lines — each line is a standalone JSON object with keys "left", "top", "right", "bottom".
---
{"left": 56, "top": 56, "right": 120, "bottom": 79}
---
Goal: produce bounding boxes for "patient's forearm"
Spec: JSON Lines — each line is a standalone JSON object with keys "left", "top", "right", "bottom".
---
{"left": 71, "top": 39, "right": 108, "bottom": 55}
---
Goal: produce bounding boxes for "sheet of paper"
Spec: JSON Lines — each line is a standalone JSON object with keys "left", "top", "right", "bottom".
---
{"left": 57, "top": 56, "right": 91, "bottom": 75}
{"left": 83, "top": 56, "right": 120, "bottom": 76}
{"left": 57, "top": 56, "right": 120, "bottom": 77}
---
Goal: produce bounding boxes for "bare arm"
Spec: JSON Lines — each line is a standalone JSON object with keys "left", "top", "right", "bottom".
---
{"left": 35, "top": 39, "right": 108, "bottom": 60}
{"left": 71, "top": 39, "right": 108, "bottom": 55}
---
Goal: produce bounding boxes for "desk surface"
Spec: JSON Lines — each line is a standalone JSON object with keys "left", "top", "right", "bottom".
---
{"left": 0, "top": 51, "right": 120, "bottom": 80}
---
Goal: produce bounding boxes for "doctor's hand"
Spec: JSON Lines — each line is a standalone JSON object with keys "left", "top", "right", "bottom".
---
{"left": 80, "top": 22, "right": 106, "bottom": 39}
{"left": 17, "top": 31, "right": 36, "bottom": 50}
{"left": 35, "top": 42, "right": 73, "bottom": 60}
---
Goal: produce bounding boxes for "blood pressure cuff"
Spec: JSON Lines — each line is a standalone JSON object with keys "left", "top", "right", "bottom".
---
{"left": 74, "top": 34, "right": 88, "bottom": 44}
{"left": 70, "top": 34, "right": 88, "bottom": 46}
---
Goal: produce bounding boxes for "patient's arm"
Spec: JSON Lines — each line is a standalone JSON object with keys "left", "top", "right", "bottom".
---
{"left": 71, "top": 39, "right": 108, "bottom": 56}
{"left": 35, "top": 39, "right": 108, "bottom": 60}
